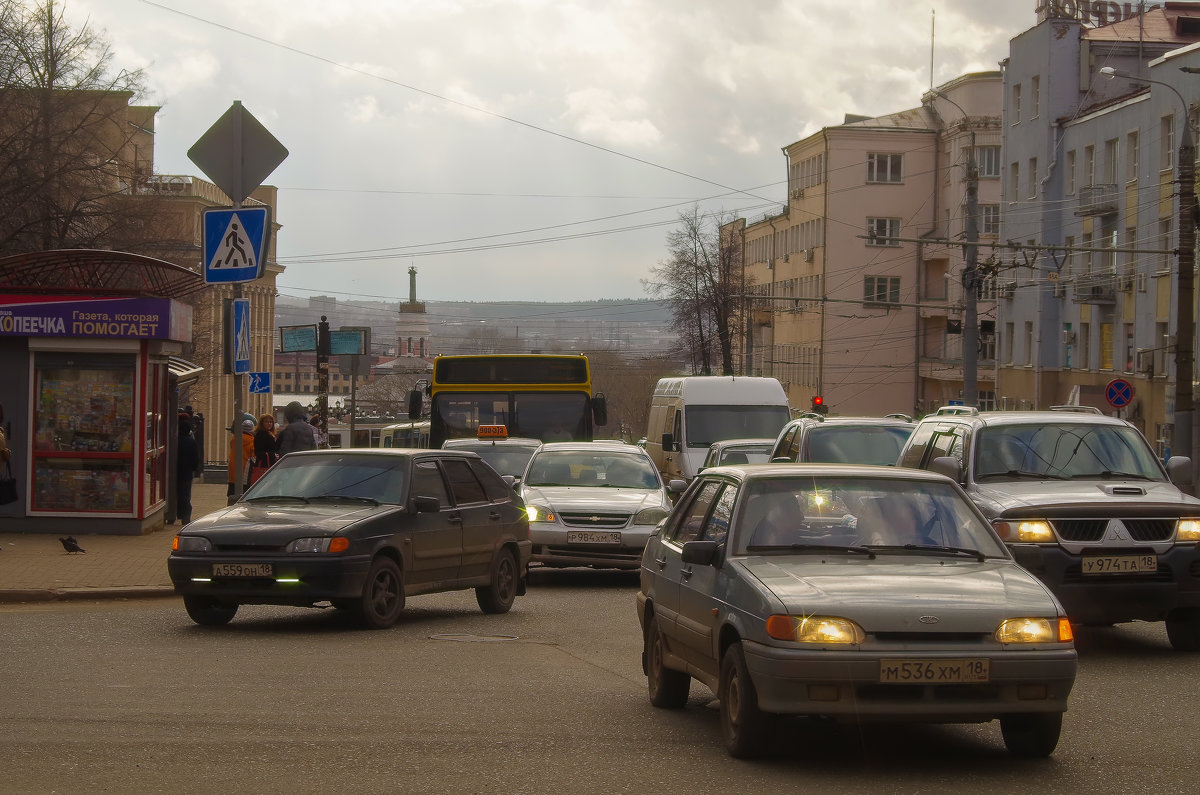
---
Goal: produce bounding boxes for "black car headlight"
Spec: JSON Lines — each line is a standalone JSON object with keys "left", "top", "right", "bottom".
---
{"left": 173, "top": 536, "right": 211, "bottom": 553}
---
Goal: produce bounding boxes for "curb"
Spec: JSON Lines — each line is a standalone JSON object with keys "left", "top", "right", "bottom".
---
{"left": 0, "top": 586, "right": 177, "bottom": 604}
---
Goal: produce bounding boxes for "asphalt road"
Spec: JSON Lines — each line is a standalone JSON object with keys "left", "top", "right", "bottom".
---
{"left": 2, "top": 569, "right": 1198, "bottom": 794}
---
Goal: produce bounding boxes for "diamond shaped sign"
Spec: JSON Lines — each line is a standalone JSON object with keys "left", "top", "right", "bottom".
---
{"left": 188, "top": 101, "right": 288, "bottom": 205}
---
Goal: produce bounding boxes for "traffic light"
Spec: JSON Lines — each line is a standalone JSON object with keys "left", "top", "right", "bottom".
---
{"left": 811, "top": 395, "right": 828, "bottom": 415}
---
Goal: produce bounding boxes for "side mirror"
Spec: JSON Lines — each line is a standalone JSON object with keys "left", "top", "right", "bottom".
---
{"left": 1166, "top": 456, "right": 1193, "bottom": 486}
{"left": 929, "top": 455, "right": 962, "bottom": 482}
{"left": 407, "top": 389, "right": 423, "bottom": 421}
{"left": 661, "top": 433, "right": 675, "bottom": 453}
{"left": 668, "top": 479, "right": 688, "bottom": 493}
{"left": 412, "top": 495, "right": 440, "bottom": 513}
{"left": 592, "top": 393, "right": 608, "bottom": 427}
{"left": 681, "top": 540, "right": 719, "bottom": 566}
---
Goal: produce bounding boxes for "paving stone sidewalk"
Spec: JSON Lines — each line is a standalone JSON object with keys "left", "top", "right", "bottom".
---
{"left": 0, "top": 482, "right": 231, "bottom": 602}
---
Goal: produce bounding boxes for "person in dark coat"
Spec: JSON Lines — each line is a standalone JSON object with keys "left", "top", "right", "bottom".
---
{"left": 277, "top": 401, "right": 317, "bottom": 455}
{"left": 176, "top": 413, "right": 201, "bottom": 525}
{"left": 250, "top": 413, "right": 280, "bottom": 484}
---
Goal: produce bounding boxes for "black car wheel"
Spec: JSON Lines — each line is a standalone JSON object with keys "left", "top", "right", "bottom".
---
{"left": 1166, "top": 607, "right": 1200, "bottom": 651}
{"left": 355, "top": 556, "right": 405, "bottom": 629}
{"left": 1000, "top": 712, "right": 1062, "bottom": 757}
{"left": 645, "top": 613, "right": 689, "bottom": 708}
{"left": 719, "top": 642, "right": 774, "bottom": 758}
{"left": 476, "top": 548, "right": 518, "bottom": 614}
{"left": 183, "top": 596, "right": 238, "bottom": 626}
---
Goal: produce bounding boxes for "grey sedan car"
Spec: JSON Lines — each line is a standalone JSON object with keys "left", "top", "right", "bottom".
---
{"left": 169, "top": 449, "right": 531, "bottom": 628}
{"left": 637, "top": 464, "right": 1077, "bottom": 758}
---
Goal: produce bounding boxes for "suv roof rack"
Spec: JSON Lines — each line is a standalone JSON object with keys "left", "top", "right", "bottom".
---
{"left": 933, "top": 405, "right": 979, "bottom": 416}
{"left": 884, "top": 413, "right": 914, "bottom": 422}
{"left": 1049, "top": 405, "right": 1104, "bottom": 414}
{"left": 792, "top": 411, "right": 825, "bottom": 421}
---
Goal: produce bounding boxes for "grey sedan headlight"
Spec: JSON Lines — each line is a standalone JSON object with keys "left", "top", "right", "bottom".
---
{"left": 173, "top": 536, "right": 211, "bottom": 553}
{"left": 633, "top": 507, "right": 670, "bottom": 525}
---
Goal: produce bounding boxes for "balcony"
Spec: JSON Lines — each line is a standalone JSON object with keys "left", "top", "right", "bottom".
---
{"left": 1075, "top": 184, "right": 1118, "bottom": 216}
{"left": 1072, "top": 273, "right": 1117, "bottom": 303}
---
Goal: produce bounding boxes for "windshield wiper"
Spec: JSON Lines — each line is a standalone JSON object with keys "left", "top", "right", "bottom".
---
{"left": 1070, "top": 470, "right": 1156, "bottom": 481}
{"left": 747, "top": 543, "right": 876, "bottom": 558}
{"left": 308, "top": 495, "right": 381, "bottom": 505}
{"left": 243, "top": 495, "right": 309, "bottom": 504}
{"left": 867, "top": 544, "right": 987, "bottom": 561}
{"left": 976, "top": 469, "right": 1069, "bottom": 481}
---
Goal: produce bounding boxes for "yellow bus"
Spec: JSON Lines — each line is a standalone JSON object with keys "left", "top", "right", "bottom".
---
{"left": 416, "top": 354, "right": 607, "bottom": 449}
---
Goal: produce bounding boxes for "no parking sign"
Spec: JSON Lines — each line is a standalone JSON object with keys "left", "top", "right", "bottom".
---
{"left": 1105, "top": 378, "right": 1134, "bottom": 409}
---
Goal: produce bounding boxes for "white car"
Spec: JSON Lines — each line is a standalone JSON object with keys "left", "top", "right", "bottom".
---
{"left": 521, "top": 442, "right": 686, "bottom": 569}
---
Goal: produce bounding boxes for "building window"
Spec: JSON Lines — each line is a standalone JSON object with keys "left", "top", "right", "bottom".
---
{"left": 867, "top": 153, "right": 903, "bottom": 183}
{"left": 1028, "top": 158, "right": 1038, "bottom": 198}
{"left": 1161, "top": 115, "right": 1175, "bottom": 170}
{"left": 1158, "top": 218, "right": 1173, "bottom": 273}
{"left": 866, "top": 217, "right": 901, "bottom": 246}
{"left": 864, "top": 276, "right": 900, "bottom": 305}
{"left": 1012, "top": 83, "right": 1021, "bottom": 124}
{"left": 1066, "top": 150, "right": 1076, "bottom": 195}
{"left": 1079, "top": 322, "right": 1090, "bottom": 370}
{"left": 1009, "top": 162, "right": 1020, "bottom": 202}
{"left": 1083, "top": 144, "right": 1095, "bottom": 187}
{"left": 1004, "top": 322, "right": 1015, "bottom": 364}
{"left": 1104, "top": 138, "right": 1119, "bottom": 184}
{"left": 977, "top": 145, "right": 1001, "bottom": 177}
{"left": 1031, "top": 76, "right": 1040, "bottom": 119}
{"left": 1024, "top": 321, "right": 1034, "bottom": 366}
{"left": 979, "top": 204, "right": 1000, "bottom": 235}
{"left": 978, "top": 390, "right": 997, "bottom": 411}
{"left": 1126, "top": 130, "right": 1139, "bottom": 182}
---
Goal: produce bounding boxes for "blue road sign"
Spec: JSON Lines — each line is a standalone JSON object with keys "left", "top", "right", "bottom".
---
{"left": 1106, "top": 378, "right": 1134, "bottom": 408}
{"left": 204, "top": 206, "right": 270, "bottom": 283}
{"left": 231, "top": 298, "right": 251, "bottom": 375}
{"left": 248, "top": 372, "right": 271, "bottom": 394}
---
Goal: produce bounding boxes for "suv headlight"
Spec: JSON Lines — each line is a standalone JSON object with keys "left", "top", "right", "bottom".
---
{"left": 173, "top": 536, "right": 211, "bottom": 553}
{"left": 526, "top": 504, "right": 557, "bottom": 523}
{"left": 1176, "top": 519, "right": 1200, "bottom": 542}
{"left": 633, "top": 507, "right": 670, "bottom": 525}
{"left": 993, "top": 519, "right": 1054, "bottom": 542}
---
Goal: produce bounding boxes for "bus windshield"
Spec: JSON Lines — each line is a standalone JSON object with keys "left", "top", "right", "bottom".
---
{"left": 432, "top": 391, "right": 591, "bottom": 445}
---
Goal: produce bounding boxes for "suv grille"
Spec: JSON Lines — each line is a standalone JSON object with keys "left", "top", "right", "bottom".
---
{"left": 1052, "top": 519, "right": 1175, "bottom": 542}
{"left": 559, "top": 511, "right": 630, "bottom": 529}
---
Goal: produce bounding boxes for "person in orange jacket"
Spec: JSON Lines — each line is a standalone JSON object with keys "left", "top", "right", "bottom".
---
{"left": 227, "top": 418, "right": 255, "bottom": 497}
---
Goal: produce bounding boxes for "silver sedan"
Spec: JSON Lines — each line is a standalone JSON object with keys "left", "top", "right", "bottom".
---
{"left": 637, "top": 464, "right": 1077, "bottom": 758}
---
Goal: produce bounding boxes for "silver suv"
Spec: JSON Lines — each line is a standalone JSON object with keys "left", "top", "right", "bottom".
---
{"left": 898, "top": 406, "right": 1200, "bottom": 651}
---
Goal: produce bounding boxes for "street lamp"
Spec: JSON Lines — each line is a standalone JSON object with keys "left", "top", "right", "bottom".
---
{"left": 930, "top": 89, "right": 980, "bottom": 407}
{"left": 1101, "top": 66, "right": 1195, "bottom": 467}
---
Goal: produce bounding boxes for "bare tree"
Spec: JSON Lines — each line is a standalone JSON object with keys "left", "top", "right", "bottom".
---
{"left": 588, "top": 350, "right": 677, "bottom": 442}
{"left": 0, "top": 0, "right": 157, "bottom": 254}
{"left": 643, "top": 205, "right": 746, "bottom": 376}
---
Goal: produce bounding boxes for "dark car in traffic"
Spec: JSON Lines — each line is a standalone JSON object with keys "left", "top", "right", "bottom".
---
{"left": 769, "top": 413, "right": 915, "bottom": 467}
{"left": 168, "top": 448, "right": 531, "bottom": 628}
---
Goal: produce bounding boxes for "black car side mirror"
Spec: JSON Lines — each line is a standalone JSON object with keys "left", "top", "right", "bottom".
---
{"left": 681, "top": 540, "right": 719, "bottom": 566}
{"left": 412, "top": 495, "right": 440, "bottom": 513}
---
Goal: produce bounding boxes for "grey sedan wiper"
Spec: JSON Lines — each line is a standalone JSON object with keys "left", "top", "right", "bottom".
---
{"left": 868, "top": 544, "right": 987, "bottom": 562}
{"left": 309, "top": 495, "right": 381, "bottom": 505}
{"left": 244, "top": 495, "right": 309, "bottom": 504}
{"left": 747, "top": 543, "right": 875, "bottom": 559}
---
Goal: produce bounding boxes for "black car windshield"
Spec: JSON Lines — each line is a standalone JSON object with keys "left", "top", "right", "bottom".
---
{"left": 804, "top": 425, "right": 913, "bottom": 466}
{"left": 973, "top": 423, "right": 1166, "bottom": 482}
{"left": 733, "top": 475, "right": 1007, "bottom": 558}
{"left": 684, "top": 405, "right": 791, "bottom": 448}
{"left": 247, "top": 453, "right": 409, "bottom": 504}
{"left": 525, "top": 450, "right": 661, "bottom": 489}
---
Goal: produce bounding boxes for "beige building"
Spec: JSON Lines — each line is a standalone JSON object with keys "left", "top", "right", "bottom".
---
{"left": 729, "top": 72, "right": 1001, "bottom": 417}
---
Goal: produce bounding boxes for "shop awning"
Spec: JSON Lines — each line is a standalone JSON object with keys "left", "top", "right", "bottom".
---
{"left": 0, "top": 249, "right": 206, "bottom": 298}
{"left": 169, "top": 356, "right": 204, "bottom": 386}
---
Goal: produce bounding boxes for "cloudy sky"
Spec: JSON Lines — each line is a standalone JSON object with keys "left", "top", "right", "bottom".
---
{"left": 64, "top": 0, "right": 1036, "bottom": 304}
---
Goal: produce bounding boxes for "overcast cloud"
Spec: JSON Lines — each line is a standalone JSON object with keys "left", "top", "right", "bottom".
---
{"left": 64, "top": 0, "right": 1036, "bottom": 304}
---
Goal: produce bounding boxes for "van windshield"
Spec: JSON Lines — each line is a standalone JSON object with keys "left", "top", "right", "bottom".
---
{"left": 685, "top": 405, "right": 791, "bottom": 448}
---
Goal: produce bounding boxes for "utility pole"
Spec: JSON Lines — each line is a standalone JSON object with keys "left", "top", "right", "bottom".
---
{"left": 963, "top": 131, "right": 980, "bottom": 407}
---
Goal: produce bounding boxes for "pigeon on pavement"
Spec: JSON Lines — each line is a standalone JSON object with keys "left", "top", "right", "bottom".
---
{"left": 59, "top": 536, "right": 86, "bottom": 554}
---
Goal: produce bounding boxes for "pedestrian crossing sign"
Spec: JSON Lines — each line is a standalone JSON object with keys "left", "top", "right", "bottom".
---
{"left": 203, "top": 206, "right": 271, "bottom": 283}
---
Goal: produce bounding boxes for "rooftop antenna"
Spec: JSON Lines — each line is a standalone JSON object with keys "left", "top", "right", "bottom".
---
{"left": 930, "top": 9, "right": 935, "bottom": 89}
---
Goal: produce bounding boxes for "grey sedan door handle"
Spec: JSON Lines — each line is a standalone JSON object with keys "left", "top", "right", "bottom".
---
{"left": 654, "top": 555, "right": 668, "bottom": 568}
{"left": 489, "top": 511, "right": 502, "bottom": 521}
{"left": 680, "top": 566, "right": 693, "bottom": 580}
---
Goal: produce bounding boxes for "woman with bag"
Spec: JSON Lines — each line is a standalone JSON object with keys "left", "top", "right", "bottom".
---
{"left": 249, "top": 414, "right": 279, "bottom": 486}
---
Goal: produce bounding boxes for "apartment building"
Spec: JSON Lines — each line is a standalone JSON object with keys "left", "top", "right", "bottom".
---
{"left": 999, "top": 2, "right": 1200, "bottom": 453}
{"left": 729, "top": 73, "right": 1000, "bottom": 417}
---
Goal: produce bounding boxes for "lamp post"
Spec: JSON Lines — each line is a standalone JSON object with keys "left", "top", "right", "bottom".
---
{"left": 1101, "top": 66, "right": 1194, "bottom": 467}
{"left": 930, "top": 89, "right": 980, "bottom": 407}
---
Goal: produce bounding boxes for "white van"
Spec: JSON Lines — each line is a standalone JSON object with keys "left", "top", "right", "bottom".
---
{"left": 645, "top": 376, "right": 791, "bottom": 481}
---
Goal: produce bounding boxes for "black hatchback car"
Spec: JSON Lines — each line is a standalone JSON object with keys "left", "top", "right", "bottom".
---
{"left": 168, "top": 449, "right": 532, "bottom": 628}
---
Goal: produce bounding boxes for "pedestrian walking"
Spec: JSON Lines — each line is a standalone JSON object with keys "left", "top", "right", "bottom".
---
{"left": 249, "top": 414, "right": 279, "bottom": 485}
{"left": 228, "top": 418, "right": 255, "bottom": 497}
{"left": 176, "top": 412, "right": 201, "bottom": 524}
{"left": 277, "top": 401, "right": 316, "bottom": 455}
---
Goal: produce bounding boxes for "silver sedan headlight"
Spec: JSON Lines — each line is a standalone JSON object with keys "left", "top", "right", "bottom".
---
{"left": 633, "top": 507, "right": 670, "bottom": 525}
{"left": 526, "top": 504, "right": 557, "bottom": 523}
